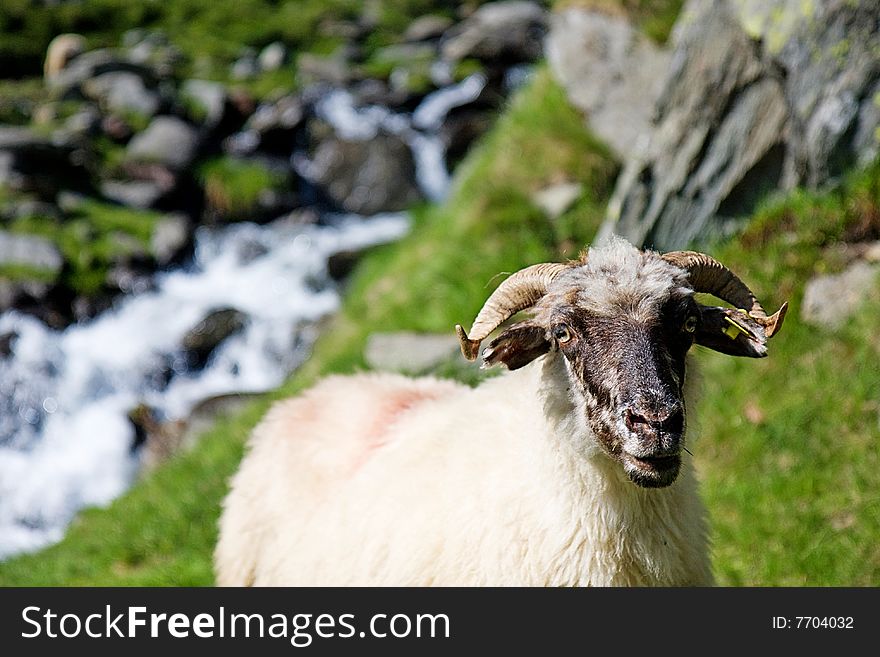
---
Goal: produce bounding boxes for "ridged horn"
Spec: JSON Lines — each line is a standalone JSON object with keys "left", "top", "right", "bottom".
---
{"left": 456, "top": 262, "right": 569, "bottom": 360}
{"left": 662, "top": 251, "right": 787, "bottom": 338}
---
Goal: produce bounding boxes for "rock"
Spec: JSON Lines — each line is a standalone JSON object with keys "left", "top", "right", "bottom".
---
{"left": 598, "top": 0, "right": 880, "bottom": 250}
{"left": 180, "top": 79, "right": 228, "bottom": 129}
{"left": 404, "top": 15, "right": 454, "bottom": 42}
{"left": 0, "top": 331, "right": 16, "bottom": 358}
{"left": 531, "top": 182, "right": 583, "bottom": 219}
{"left": 150, "top": 213, "right": 192, "bottom": 266}
{"left": 82, "top": 71, "right": 161, "bottom": 118}
{"left": 0, "top": 126, "right": 93, "bottom": 198}
{"left": 7, "top": 200, "right": 62, "bottom": 221}
{"left": 63, "top": 106, "right": 102, "bottom": 138}
{"left": 231, "top": 51, "right": 259, "bottom": 80}
{"left": 365, "top": 331, "right": 462, "bottom": 374}
{"left": 43, "top": 33, "right": 86, "bottom": 80}
{"left": 310, "top": 130, "right": 423, "bottom": 215}
{"left": 327, "top": 248, "right": 368, "bottom": 281}
{"left": 47, "top": 48, "right": 157, "bottom": 98}
{"left": 442, "top": 107, "right": 496, "bottom": 169}
{"left": 801, "top": 261, "right": 879, "bottom": 329}
{"left": 126, "top": 116, "right": 200, "bottom": 170}
{"left": 241, "top": 94, "right": 306, "bottom": 155}
{"left": 258, "top": 42, "right": 288, "bottom": 72}
{"left": 547, "top": 9, "right": 671, "bottom": 161}
{"left": 0, "top": 230, "right": 64, "bottom": 273}
{"left": 440, "top": 1, "right": 547, "bottom": 63}
{"left": 181, "top": 308, "right": 249, "bottom": 369}
{"left": 101, "top": 180, "right": 166, "bottom": 209}
{"left": 297, "top": 48, "right": 359, "bottom": 86}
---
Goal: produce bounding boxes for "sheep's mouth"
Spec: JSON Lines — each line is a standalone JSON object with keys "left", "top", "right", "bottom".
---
{"left": 621, "top": 451, "right": 681, "bottom": 488}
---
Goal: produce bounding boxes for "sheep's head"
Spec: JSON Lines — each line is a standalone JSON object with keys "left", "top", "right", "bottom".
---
{"left": 456, "top": 238, "right": 787, "bottom": 488}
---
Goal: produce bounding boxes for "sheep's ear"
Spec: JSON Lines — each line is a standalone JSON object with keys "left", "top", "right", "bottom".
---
{"left": 694, "top": 305, "right": 774, "bottom": 358}
{"left": 481, "top": 322, "right": 550, "bottom": 370}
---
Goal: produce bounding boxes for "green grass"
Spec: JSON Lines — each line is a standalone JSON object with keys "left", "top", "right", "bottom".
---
{"left": 198, "top": 156, "right": 290, "bottom": 222}
{"left": 0, "top": 66, "right": 617, "bottom": 585}
{"left": 693, "top": 165, "right": 880, "bottom": 586}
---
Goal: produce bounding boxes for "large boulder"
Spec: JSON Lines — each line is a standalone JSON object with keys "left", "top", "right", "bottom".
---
{"left": 594, "top": 0, "right": 880, "bottom": 250}
{"left": 310, "top": 130, "right": 422, "bottom": 215}
{"left": 546, "top": 9, "right": 670, "bottom": 162}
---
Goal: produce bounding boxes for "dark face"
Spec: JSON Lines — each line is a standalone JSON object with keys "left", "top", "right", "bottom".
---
{"left": 551, "top": 295, "right": 700, "bottom": 488}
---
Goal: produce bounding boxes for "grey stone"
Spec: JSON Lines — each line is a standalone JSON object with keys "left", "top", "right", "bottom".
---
{"left": 47, "top": 48, "right": 156, "bottom": 98}
{"left": 150, "top": 213, "right": 191, "bottom": 266}
{"left": 0, "top": 231, "right": 63, "bottom": 273}
{"left": 404, "top": 15, "right": 454, "bottom": 42}
{"left": 547, "top": 9, "right": 670, "bottom": 162}
{"left": 441, "top": 1, "right": 547, "bottom": 63}
{"left": 126, "top": 116, "right": 200, "bottom": 170}
{"left": 182, "top": 307, "right": 249, "bottom": 369}
{"left": 101, "top": 180, "right": 165, "bottom": 209}
{"left": 180, "top": 79, "right": 227, "bottom": 128}
{"left": 365, "top": 332, "right": 462, "bottom": 374}
{"left": 801, "top": 260, "right": 879, "bottom": 329}
{"left": 310, "top": 130, "right": 423, "bottom": 215}
{"left": 258, "top": 42, "right": 288, "bottom": 72}
{"left": 82, "top": 71, "right": 160, "bottom": 118}
{"left": 231, "top": 53, "right": 259, "bottom": 80}
{"left": 597, "top": 0, "right": 880, "bottom": 250}
{"left": 531, "top": 182, "right": 583, "bottom": 219}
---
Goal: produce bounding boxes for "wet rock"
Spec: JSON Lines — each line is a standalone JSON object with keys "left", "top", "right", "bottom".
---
{"left": 258, "top": 42, "right": 288, "bottom": 72}
{"left": 126, "top": 116, "right": 201, "bottom": 170}
{"left": 0, "top": 331, "right": 16, "bottom": 358}
{"left": 327, "top": 248, "right": 368, "bottom": 281}
{"left": 801, "top": 261, "right": 879, "bottom": 330}
{"left": 231, "top": 50, "right": 259, "bottom": 80}
{"left": 441, "top": 107, "right": 496, "bottom": 170}
{"left": 82, "top": 71, "right": 161, "bottom": 118}
{"left": 547, "top": 9, "right": 670, "bottom": 162}
{"left": 150, "top": 213, "right": 192, "bottom": 266}
{"left": 440, "top": 1, "right": 547, "bottom": 64}
{"left": 182, "top": 308, "right": 249, "bottom": 369}
{"left": 101, "top": 179, "right": 166, "bottom": 209}
{"left": 599, "top": 0, "right": 880, "bottom": 250}
{"left": 180, "top": 79, "right": 228, "bottom": 129}
{"left": 297, "top": 47, "right": 360, "bottom": 86}
{"left": 0, "top": 230, "right": 63, "bottom": 274}
{"left": 47, "top": 48, "right": 157, "bottom": 99}
{"left": 240, "top": 94, "right": 306, "bottom": 155}
{"left": 365, "top": 332, "right": 462, "bottom": 374}
{"left": 310, "top": 130, "right": 422, "bottom": 215}
{"left": 0, "top": 127, "right": 93, "bottom": 198}
{"left": 404, "top": 15, "right": 454, "bottom": 42}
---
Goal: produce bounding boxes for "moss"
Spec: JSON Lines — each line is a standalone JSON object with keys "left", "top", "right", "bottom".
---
{"left": 198, "top": 156, "right": 290, "bottom": 222}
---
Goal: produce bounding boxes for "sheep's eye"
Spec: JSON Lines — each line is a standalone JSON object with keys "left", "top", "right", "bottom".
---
{"left": 553, "top": 324, "right": 572, "bottom": 344}
{"left": 683, "top": 315, "right": 698, "bottom": 333}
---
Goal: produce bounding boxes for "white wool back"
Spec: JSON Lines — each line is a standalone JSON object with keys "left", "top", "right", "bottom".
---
{"left": 215, "top": 360, "right": 713, "bottom": 586}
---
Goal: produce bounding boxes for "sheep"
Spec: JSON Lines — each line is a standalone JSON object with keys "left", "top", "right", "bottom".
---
{"left": 214, "top": 237, "right": 787, "bottom": 586}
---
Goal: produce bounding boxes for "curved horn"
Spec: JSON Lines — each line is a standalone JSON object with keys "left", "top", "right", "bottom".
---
{"left": 662, "top": 251, "right": 787, "bottom": 338}
{"left": 456, "top": 262, "right": 569, "bottom": 360}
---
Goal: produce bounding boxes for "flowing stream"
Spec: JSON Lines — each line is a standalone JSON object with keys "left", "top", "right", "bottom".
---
{"left": 0, "top": 72, "right": 488, "bottom": 560}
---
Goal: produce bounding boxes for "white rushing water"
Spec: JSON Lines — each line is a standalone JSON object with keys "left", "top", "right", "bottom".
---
{"left": 0, "top": 213, "right": 409, "bottom": 559}
{"left": 0, "top": 70, "right": 496, "bottom": 561}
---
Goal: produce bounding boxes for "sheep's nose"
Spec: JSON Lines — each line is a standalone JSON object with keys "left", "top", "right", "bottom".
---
{"left": 624, "top": 404, "right": 684, "bottom": 448}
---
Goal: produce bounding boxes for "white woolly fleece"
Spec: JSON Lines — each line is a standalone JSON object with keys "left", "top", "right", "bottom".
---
{"left": 215, "top": 362, "right": 713, "bottom": 586}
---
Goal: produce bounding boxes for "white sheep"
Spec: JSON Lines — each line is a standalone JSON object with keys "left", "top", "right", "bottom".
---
{"left": 215, "top": 237, "right": 786, "bottom": 586}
